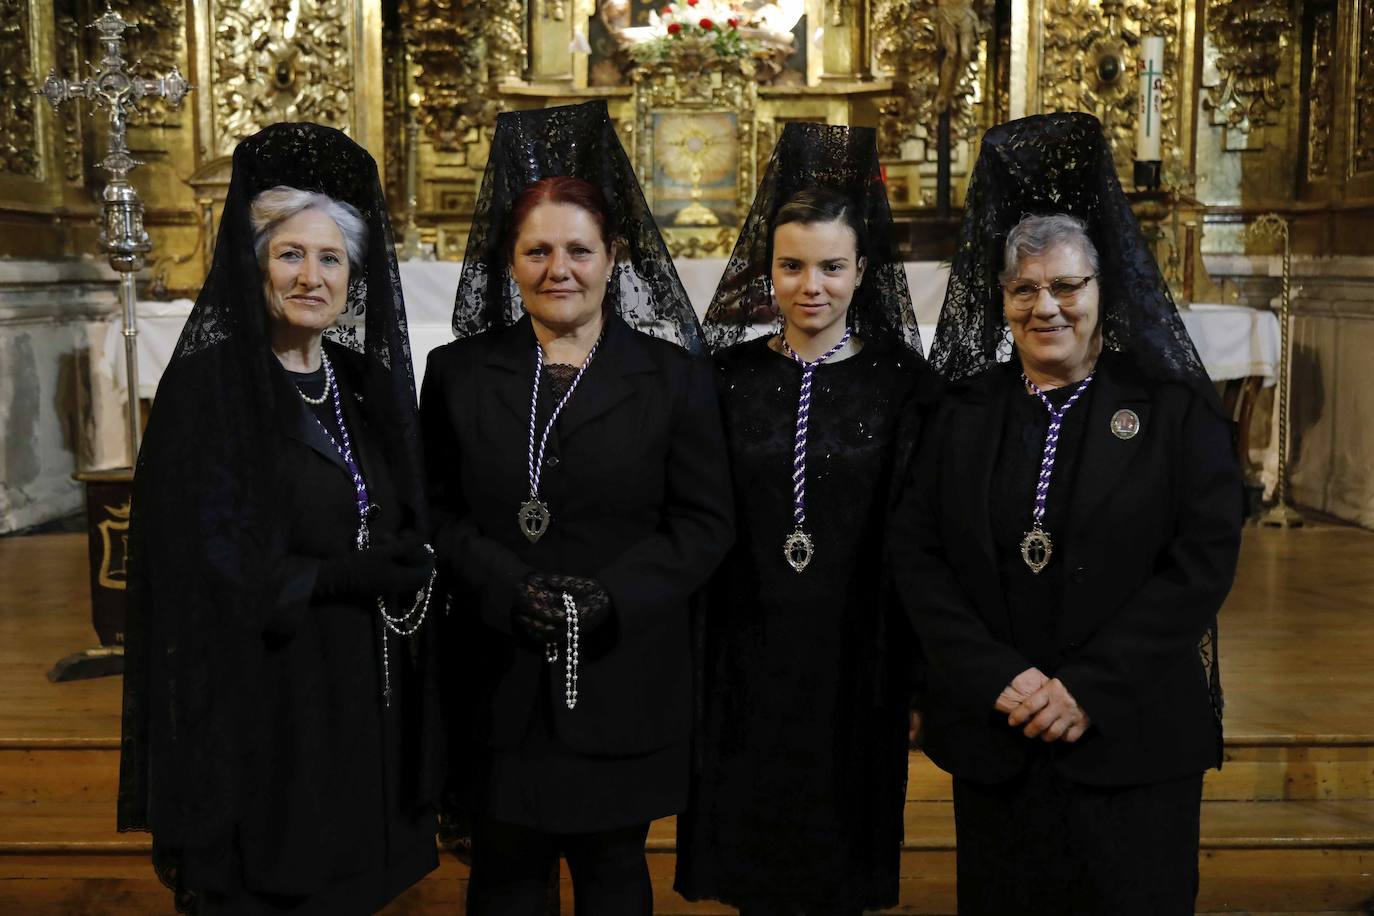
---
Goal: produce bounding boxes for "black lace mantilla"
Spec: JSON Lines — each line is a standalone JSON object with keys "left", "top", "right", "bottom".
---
{"left": 701, "top": 122, "right": 922, "bottom": 356}
{"left": 453, "top": 100, "right": 705, "bottom": 354}
{"left": 118, "top": 122, "right": 427, "bottom": 911}
{"left": 931, "top": 112, "right": 1216, "bottom": 413}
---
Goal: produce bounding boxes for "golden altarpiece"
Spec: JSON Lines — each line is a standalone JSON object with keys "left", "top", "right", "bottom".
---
{"left": 2, "top": 0, "right": 1371, "bottom": 281}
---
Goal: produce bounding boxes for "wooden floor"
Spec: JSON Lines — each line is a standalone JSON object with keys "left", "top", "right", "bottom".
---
{"left": 2, "top": 525, "right": 1374, "bottom": 914}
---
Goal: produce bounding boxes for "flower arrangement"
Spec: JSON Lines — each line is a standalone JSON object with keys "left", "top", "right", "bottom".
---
{"left": 630, "top": 0, "right": 753, "bottom": 63}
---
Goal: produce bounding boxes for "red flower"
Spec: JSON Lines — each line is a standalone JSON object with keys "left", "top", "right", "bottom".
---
{"left": 700, "top": 17, "right": 714, "bottom": 28}
{"left": 727, "top": 17, "right": 739, "bottom": 27}
{"left": 662, "top": 5, "right": 673, "bottom": 14}
{"left": 686, "top": 0, "right": 698, "bottom": 5}
{"left": 667, "top": 21, "right": 682, "bottom": 34}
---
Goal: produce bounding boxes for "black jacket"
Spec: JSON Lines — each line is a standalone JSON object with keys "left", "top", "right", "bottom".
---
{"left": 422, "top": 313, "right": 734, "bottom": 757}
{"left": 890, "top": 354, "right": 1243, "bottom": 787}
{"left": 180, "top": 343, "right": 439, "bottom": 902}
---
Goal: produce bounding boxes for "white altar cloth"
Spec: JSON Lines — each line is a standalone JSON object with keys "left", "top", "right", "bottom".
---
{"left": 102, "top": 270, "right": 1279, "bottom": 403}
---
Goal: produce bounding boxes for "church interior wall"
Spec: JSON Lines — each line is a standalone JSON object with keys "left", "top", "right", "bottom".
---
{"left": 0, "top": 259, "right": 121, "bottom": 534}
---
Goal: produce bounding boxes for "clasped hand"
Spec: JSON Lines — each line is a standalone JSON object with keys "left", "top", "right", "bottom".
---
{"left": 514, "top": 573, "right": 612, "bottom": 645}
{"left": 995, "top": 667, "right": 1091, "bottom": 743}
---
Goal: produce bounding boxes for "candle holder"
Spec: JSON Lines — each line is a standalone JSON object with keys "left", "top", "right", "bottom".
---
{"left": 1246, "top": 213, "right": 1303, "bottom": 529}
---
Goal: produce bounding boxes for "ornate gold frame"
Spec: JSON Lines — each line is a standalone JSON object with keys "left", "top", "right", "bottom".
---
{"left": 632, "top": 61, "right": 759, "bottom": 258}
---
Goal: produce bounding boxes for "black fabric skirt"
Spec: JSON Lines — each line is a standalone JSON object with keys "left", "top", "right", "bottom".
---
{"left": 952, "top": 751, "right": 1203, "bottom": 916}
{"left": 199, "top": 827, "right": 437, "bottom": 916}
{"left": 483, "top": 741, "right": 688, "bottom": 834}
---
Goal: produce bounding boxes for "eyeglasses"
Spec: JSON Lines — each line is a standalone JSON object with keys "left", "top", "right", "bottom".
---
{"left": 1001, "top": 275, "right": 1096, "bottom": 308}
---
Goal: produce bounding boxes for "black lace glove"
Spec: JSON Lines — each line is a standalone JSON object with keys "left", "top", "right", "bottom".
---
{"left": 314, "top": 535, "right": 433, "bottom": 601}
{"left": 513, "top": 573, "right": 563, "bottom": 644}
{"left": 542, "top": 574, "right": 612, "bottom": 634}
{"left": 513, "top": 572, "right": 614, "bottom": 644}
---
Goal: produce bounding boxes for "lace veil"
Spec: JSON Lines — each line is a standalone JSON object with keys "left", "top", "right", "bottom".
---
{"left": 700, "top": 122, "right": 922, "bottom": 356}
{"left": 453, "top": 100, "right": 705, "bottom": 354}
{"left": 931, "top": 111, "right": 1218, "bottom": 412}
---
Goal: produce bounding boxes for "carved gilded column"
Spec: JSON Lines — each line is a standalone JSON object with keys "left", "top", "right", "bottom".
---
{"left": 529, "top": 0, "right": 575, "bottom": 82}
{"left": 820, "top": 0, "right": 869, "bottom": 81}
{"left": 1350, "top": 0, "right": 1374, "bottom": 180}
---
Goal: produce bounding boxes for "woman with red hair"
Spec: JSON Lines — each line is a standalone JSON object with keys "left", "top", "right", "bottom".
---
{"left": 422, "top": 102, "right": 733, "bottom": 916}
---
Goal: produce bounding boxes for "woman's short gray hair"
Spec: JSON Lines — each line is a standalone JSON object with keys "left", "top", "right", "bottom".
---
{"left": 999, "top": 213, "right": 1099, "bottom": 283}
{"left": 250, "top": 186, "right": 367, "bottom": 273}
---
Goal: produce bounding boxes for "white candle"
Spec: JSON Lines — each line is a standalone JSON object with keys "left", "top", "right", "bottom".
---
{"left": 1136, "top": 36, "right": 1165, "bottom": 162}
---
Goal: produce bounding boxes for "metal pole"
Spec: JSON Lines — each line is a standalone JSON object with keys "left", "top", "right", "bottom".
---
{"left": 36, "top": 6, "right": 190, "bottom": 467}
{"left": 1252, "top": 214, "right": 1303, "bottom": 528}
{"left": 119, "top": 271, "right": 141, "bottom": 462}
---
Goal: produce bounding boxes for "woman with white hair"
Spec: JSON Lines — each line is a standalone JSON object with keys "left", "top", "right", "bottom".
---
{"left": 118, "top": 123, "right": 441, "bottom": 914}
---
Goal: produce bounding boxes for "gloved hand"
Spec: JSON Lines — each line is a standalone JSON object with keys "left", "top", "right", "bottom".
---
{"left": 538, "top": 574, "right": 613, "bottom": 635}
{"left": 513, "top": 573, "right": 562, "bottom": 644}
{"left": 314, "top": 535, "right": 434, "bottom": 601}
{"left": 512, "top": 572, "right": 614, "bottom": 645}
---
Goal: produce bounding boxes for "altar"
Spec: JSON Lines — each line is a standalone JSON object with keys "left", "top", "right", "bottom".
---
{"left": 101, "top": 263, "right": 1279, "bottom": 403}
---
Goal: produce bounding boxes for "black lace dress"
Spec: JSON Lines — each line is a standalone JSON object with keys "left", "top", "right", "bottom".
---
{"left": 676, "top": 335, "right": 919, "bottom": 913}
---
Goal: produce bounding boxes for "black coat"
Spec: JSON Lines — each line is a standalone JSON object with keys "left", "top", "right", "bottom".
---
{"left": 889, "top": 354, "right": 1243, "bottom": 788}
{"left": 183, "top": 343, "right": 439, "bottom": 906}
{"left": 421, "top": 313, "right": 735, "bottom": 759}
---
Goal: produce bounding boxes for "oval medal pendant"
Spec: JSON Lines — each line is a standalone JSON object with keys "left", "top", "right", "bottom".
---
{"left": 1020, "top": 526, "right": 1052, "bottom": 574}
{"left": 784, "top": 526, "right": 814, "bottom": 573}
{"left": 518, "top": 497, "right": 551, "bottom": 543}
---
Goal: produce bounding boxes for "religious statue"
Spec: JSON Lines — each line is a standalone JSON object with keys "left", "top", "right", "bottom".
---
{"left": 934, "top": 0, "right": 981, "bottom": 112}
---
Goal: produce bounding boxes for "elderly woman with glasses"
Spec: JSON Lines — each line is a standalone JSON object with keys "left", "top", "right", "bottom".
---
{"left": 889, "top": 114, "right": 1243, "bottom": 915}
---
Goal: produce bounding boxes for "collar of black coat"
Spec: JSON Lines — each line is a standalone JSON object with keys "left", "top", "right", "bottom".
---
{"left": 274, "top": 339, "right": 369, "bottom": 475}
{"left": 484, "top": 310, "right": 663, "bottom": 438}
{"left": 948, "top": 347, "right": 1148, "bottom": 405}
{"left": 944, "top": 348, "right": 1153, "bottom": 567}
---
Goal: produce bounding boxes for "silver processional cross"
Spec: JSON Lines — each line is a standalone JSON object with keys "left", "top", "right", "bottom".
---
{"left": 37, "top": 5, "right": 191, "bottom": 465}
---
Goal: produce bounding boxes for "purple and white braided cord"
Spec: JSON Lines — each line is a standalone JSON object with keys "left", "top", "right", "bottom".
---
{"left": 528, "top": 334, "right": 602, "bottom": 502}
{"left": 783, "top": 328, "right": 852, "bottom": 528}
{"left": 312, "top": 352, "right": 372, "bottom": 548}
{"left": 1022, "top": 371, "right": 1095, "bottom": 528}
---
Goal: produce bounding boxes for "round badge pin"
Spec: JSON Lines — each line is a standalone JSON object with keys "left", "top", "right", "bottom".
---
{"left": 1110, "top": 408, "right": 1141, "bottom": 440}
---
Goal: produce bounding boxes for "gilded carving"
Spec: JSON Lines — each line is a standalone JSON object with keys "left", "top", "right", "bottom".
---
{"left": 213, "top": 0, "right": 355, "bottom": 155}
{"left": 54, "top": 1, "right": 86, "bottom": 183}
{"left": 486, "top": 0, "right": 527, "bottom": 83}
{"left": 0, "top": 0, "right": 40, "bottom": 179}
{"left": 1203, "top": 0, "right": 1293, "bottom": 128}
{"left": 874, "top": 0, "right": 985, "bottom": 158}
{"left": 1039, "top": 0, "right": 1179, "bottom": 176}
{"left": 1305, "top": 10, "right": 1334, "bottom": 180}
{"left": 403, "top": 0, "right": 523, "bottom": 153}
{"left": 1353, "top": 0, "right": 1374, "bottom": 175}
{"left": 104, "top": 0, "right": 187, "bottom": 128}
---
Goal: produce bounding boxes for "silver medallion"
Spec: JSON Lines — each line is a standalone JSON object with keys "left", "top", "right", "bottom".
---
{"left": 1110, "top": 408, "right": 1141, "bottom": 440}
{"left": 518, "top": 497, "right": 551, "bottom": 543}
{"left": 784, "top": 526, "right": 814, "bottom": 573}
{"left": 1020, "top": 526, "right": 1052, "bottom": 574}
